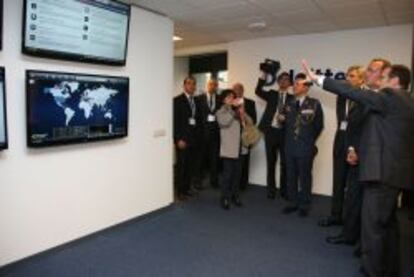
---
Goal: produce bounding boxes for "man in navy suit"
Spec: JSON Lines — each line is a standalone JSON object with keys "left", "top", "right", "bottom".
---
{"left": 319, "top": 65, "right": 366, "bottom": 228}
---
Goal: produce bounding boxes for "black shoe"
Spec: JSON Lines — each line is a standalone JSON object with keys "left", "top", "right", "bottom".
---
{"left": 190, "top": 186, "right": 200, "bottom": 194}
{"left": 232, "top": 196, "right": 243, "bottom": 207}
{"left": 282, "top": 205, "right": 298, "bottom": 214}
{"left": 359, "top": 266, "right": 368, "bottom": 276}
{"left": 298, "top": 209, "right": 309, "bottom": 218}
{"left": 318, "top": 216, "right": 342, "bottom": 227}
{"left": 177, "top": 194, "right": 188, "bottom": 202}
{"left": 279, "top": 191, "right": 288, "bottom": 200}
{"left": 326, "top": 234, "right": 348, "bottom": 245}
{"left": 184, "top": 191, "right": 195, "bottom": 197}
{"left": 211, "top": 181, "right": 219, "bottom": 189}
{"left": 194, "top": 184, "right": 204, "bottom": 191}
{"left": 221, "top": 197, "right": 230, "bottom": 210}
{"left": 353, "top": 246, "right": 361, "bottom": 258}
{"left": 267, "top": 191, "right": 276, "bottom": 199}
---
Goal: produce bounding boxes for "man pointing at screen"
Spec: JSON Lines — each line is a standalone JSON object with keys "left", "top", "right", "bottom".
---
{"left": 302, "top": 60, "right": 414, "bottom": 277}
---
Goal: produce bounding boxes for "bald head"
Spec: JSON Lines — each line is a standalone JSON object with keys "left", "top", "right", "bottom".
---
{"left": 207, "top": 79, "right": 218, "bottom": 95}
{"left": 233, "top": 83, "right": 244, "bottom": 98}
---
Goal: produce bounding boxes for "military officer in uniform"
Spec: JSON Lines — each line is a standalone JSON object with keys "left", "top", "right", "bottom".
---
{"left": 282, "top": 73, "right": 324, "bottom": 217}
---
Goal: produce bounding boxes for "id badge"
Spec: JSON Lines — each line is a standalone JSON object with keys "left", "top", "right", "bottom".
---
{"left": 271, "top": 112, "right": 280, "bottom": 128}
{"left": 340, "top": 120, "right": 348, "bottom": 131}
{"left": 207, "top": 114, "right": 216, "bottom": 122}
{"left": 189, "top": 118, "right": 196, "bottom": 126}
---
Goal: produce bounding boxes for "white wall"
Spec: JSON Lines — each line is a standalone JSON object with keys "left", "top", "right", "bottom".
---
{"left": 175, "top": 24, "right": 413, "bottom": 196}
{"left": 0, "top": 0, "right": 174, "bottom": 266}
{"left": 227, "top": 25, "right": 413, "bottom": 195}
{"left": 174, "top": 57, "right": 188, "bottom": 95}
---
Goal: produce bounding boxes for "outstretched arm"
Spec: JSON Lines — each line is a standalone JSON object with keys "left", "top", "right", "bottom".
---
{"left": 255, "top": 73, "right": 272, "bottom": 102}
{"left": 302, "top": 60, "right": 386, "bottom": 113}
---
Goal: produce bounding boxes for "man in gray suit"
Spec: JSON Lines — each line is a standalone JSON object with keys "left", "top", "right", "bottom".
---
{"left": 303, "top": 61, "right": 414, "bottom": 277}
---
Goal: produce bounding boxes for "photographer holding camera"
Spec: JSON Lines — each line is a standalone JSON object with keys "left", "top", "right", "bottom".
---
{"left": 255, "top": 59, "right": 294, "bottom": 199}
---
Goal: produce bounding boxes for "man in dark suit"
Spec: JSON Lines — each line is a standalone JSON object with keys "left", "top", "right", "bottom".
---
{"left": 304, "top": 61, "right": 414, "bottom": 277}
{"left": 256, "top": 72, "right": 294, "bottom": 199}
{"left": 282, "top": 73, "right": 324, "bottom": 217}
{"left": 196, "top": 78, "right": 222, "bottom": 189}
{"left": 173, "top": 76, "right": 202, "bottom": 201}
{"left": 320, "top": 65, "right": 365, "bottom": 227}
{"left": 233, "top": 82, "right": 257, "bottom": 190}
{"left": 326, "top": 60, "right": 390, "bottom": 249}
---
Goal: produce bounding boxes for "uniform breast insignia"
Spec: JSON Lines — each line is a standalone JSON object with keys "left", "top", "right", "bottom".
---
{"left": 302, "top": 100, "right": 318, "bottom": 123}
{"left": 300, "top": 108, "right": 316, "bottom": 124}
{"left": 294, "top": 100, "right": 318, "bottom": 138}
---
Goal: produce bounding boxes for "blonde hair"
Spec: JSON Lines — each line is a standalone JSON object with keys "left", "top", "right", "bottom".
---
{"left": 347, "top": 65, "right": 365, "bottom": 79}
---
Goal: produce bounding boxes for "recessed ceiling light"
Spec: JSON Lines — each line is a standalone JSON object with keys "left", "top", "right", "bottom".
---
{"left": 173, "top": 36, "right": 183, "bottom": 41}
{"left": 248, "top": 21, "right": 267, "bottom": 31}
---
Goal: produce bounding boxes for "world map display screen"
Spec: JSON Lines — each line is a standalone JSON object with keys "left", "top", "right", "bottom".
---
{"left": 26, "top": 70, "right": 129, "bottom": 147}
{"left": 0, "top": 67, "right": 7, "bottom": 150}
{"left": 23, "top": 0, "right": 130, "bottom": 65}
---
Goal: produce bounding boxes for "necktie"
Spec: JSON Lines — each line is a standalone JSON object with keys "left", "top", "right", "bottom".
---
{"left": 277, "top": 93, "right": 284, "bottom": 112}
{"left": 296, "top": 100, "right": 300, "bottom": 110}
{"left": 189, "top": 96, "right": 195, "bottom": 117}
{"left": 348, "top": 100, "right": 355, "bottom": 114}
{"left": 345, "top": 99, "right": 349, "bottom": 118}
{"left": 209, "top": 95, "right": 213, "bottom": 111}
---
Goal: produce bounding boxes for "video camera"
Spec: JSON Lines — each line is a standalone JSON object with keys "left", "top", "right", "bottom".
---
{"left": 260, "top": 59, "right": 281, "bottom": 76}
{"left": 260, "top": 59, "right": 281, "bottom": 86}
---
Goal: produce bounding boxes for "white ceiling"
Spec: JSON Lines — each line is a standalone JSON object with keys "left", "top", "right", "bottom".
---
{"left": 125, "top": 0, "right": 414, "bottom": 49}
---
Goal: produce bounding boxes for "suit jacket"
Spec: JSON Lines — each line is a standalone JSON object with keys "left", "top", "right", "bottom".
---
{"left": 345, "top": 100, "right": 369, "bottom": 153}
{"left": 285, "top": 96, "right": 324, "bottom": 154}
{"left": 243, "top": 97, "right": 257, "bottom": 125}
{"left": 173, "top": 93, "right": 201, "bottom": 147}
{"left": 323, "top": 78, "right": 414, "bottom": 189}
{"left": 255, "top": 78, "right": 294, "bottom": 132}
{"left": 333, "top": 96, "right": 369, "bottom": 156}
{"left": 196, "top": 93, "right": 222, "bottom": 137}
{"left": 216, "top": 105, "right": 242, "bottom": 159}
{"left": 333, "top": 96, "right": 348, "bottom": 157}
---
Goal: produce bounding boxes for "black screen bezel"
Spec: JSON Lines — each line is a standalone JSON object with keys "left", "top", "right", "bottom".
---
{"left": 0, "top": 0, "right": 3, "bottom": 50}
{"left": 26, "top": 69, "right": 129, "bottom": 148}
{"left": 22, "top": 0, "right": 131, "bottom": 66}
{"left": 0, "top": 66, "right": 8, "bottom": 150}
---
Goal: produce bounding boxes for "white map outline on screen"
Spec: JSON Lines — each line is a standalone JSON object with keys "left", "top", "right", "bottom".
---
{"left": 43, "top": 81, "right": 119, "bottom": 126}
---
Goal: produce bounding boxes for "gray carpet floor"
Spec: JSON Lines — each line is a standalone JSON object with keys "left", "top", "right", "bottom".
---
{"left": 1, "top": 185, "right": 413, "bottom": 277}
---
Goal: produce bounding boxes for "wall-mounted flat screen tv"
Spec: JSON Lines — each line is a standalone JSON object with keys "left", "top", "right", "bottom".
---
{"left": 22, "top": 0, "right": 131, "bottom": 65}
{"left": 0, "top": 67, "right": 8, "bottom": 150}
{"left": 26, "top": 70, "right": 129, "bottom": 147}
